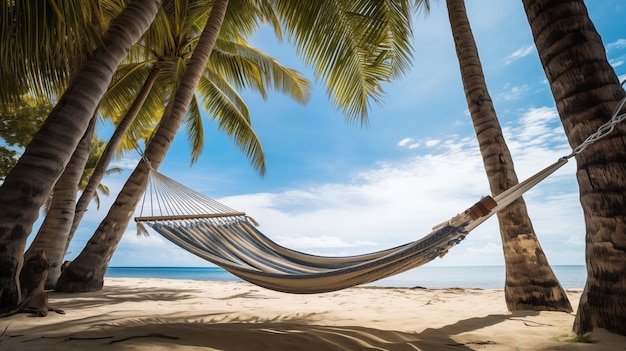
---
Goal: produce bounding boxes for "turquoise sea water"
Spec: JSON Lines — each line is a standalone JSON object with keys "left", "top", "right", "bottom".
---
{"left": 105, "top": 265, "right": 586, "bottom": 289}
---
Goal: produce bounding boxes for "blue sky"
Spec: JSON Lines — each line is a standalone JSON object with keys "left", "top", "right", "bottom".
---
{"left": 58, "top": 1, "right": 626, "bottom": 269}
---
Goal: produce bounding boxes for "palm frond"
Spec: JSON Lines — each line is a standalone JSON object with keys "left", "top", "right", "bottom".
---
{"left": 199, "top": 77, "right": 266, "bottom": 176}
{"left": 0, "top": 0, "right": 100, "bottom": 104}
{"left": 218, "top": 0, "right": 278, "bottom": 40}
{"left": 184, "top": 96, "right": 205, "bottom": 164}
{"left": 100, "top": 61, "right": 155, "bottom": 122}
{"left": 209, "top": 38, "right": 311, "bottom": 103}
{"left": 272, "top": 0, "right": 414, "bottom": 124}
{"left": 197, "top": 72, "right": 249, "bottom": 119}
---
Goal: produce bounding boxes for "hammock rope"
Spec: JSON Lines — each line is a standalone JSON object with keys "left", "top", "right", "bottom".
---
{"left": 133, "top": 157, "right": 566, "bottom": 293}
{"left": 134, "top": 96, "right": 626, "bottom": 293}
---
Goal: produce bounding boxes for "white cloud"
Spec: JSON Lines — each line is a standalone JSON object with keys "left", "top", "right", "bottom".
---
{"left": 609, "top": 56, "right": 625, "bottom": 68}
{"left": 497, "top": 84, "right": 531, "bottom": 101}
{"left": 505, "top": 45, "right": 535, "bottom": 64}
{"left": 208, "top": 106, "right": 578, "bottom": 266}
{"left": 110, "top": 157, "right": 140, "bottom": 170}
{"left": 104, "top": 102, "right": 582, "bottom": 268}
{"left": 398, "top": 137, "right": 420, "bottom": 149}
{"left": 425, "top": 139, "right": 441, "bottom": 147}
{"left": 606, "top": 38, "right": 626, "bottom": 51}
{"left": 398, "top": 137, "right": 412, "bottom": 146}
{"left": 121, "top": 228, "right": 167, "bottom": 247}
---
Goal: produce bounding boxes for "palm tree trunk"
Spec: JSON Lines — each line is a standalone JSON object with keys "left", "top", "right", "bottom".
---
{"left": 56, "top": 0, "right": 229, "bottom": 293}
{"left": 521, "top": 0, "right": 626, "bottom": 336}
{"left": 446, "top": 0, "right": 571, "bottom": 311}
{"left": 65, "top": 66, "right": 162, "bottom": 256}
{"left": 0, "top": 0, "right": 160, "bottom": 312}
{"left": 22, "top": 115, "right": 96, "bottom": 290}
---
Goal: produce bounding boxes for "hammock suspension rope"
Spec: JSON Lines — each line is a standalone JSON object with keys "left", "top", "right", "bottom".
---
{"left": 133, "top": 96, "right": 626, "bottom": 293}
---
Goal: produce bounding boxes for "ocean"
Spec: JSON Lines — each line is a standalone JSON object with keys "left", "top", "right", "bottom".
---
{"left": 105, "top": 265, "right": 586, "bottom": 290}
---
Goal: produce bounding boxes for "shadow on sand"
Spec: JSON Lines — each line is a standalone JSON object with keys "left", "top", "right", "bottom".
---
{"left": 0, "top": 284, "right": 581, "bottom": 351}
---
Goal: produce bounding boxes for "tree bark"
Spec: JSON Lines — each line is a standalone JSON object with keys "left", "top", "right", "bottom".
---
{"left": 0, "top": 0, "right": 161, "bottom": 312}
{"left": 22, "top": 115, "right": 96, "bottom": 290}
{"left": 521, "top": 0, "right": 626, "bottom": 335}
{"left": 56, "top": 0, "right": 229, "bottom": 293}
{"left": 65, "top": 66, "right": 162, "bottom": 258}
{"left": 446, "top": 0, "right": 571, "bottom": 311}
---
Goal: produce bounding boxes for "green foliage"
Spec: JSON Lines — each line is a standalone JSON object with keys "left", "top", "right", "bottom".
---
{"left": 0, "top": 96, "right": 51, "bottom": 147}
{"left": 0, "top": 0, "right": 99, "bottom": 104}
{"left": 0, "top": 149, "right": 19, "bottom": 181}
{"left": 0, "top": 95, "right": 51, "bottom": 180}
{"left": 553, "top": 334, "right": 595, "bottom": 344}
{"left": 98, "top": 0, "right": 313, "bottom": 176}
{"left": 564, "top": 335, "right": 595, "bottom": 343}
{"left": 272, "top": 0, "right": 414, "bottom": 124}
{"left": 81, "top": 137, "right": 124, "bottom": 208}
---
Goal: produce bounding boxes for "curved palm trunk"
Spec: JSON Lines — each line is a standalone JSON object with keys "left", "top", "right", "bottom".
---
{"left": 522, "top": 0, "right": 626, "bottom": 336}
{"left": 22, "top": 115, "right": 96, "bottom": 290}
{"left": 446, "top": 0, "right": 571, "bottom": 311}
{"left": 56, "top": 0, "right": 229, "bottom": 293}
{"left": 65, "top": 66, "right": 162, "bottom": 255}
{"left": 0, "top": 0, "right": 160, "bottom": 311}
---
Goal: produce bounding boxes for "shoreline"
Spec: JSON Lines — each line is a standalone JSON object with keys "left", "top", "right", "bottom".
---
{"left": 104, "top": 265, "right": 588, "bottom": 290}
{"left": 1, "top": 278, "right": 624, "bottom": 350}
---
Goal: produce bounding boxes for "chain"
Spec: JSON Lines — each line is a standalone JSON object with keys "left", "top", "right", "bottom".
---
{"left": 564, "top": 95, "right": 626, "bottom": 159}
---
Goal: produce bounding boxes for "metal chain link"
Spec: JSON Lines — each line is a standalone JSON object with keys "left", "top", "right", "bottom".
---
{"left": 564, "top": 95, "right": 626, "bottom": 159}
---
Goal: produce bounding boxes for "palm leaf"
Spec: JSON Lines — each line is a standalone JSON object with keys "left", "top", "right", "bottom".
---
{"left": 184, "top": 96, "right": 205, "bottom": 164}
{"left": 198, "top": 75, "right": 266, "bottom": 176}
{"left": 271, "top": 0, "right": 413, "bottom": 124}
{"left": 209, "top": 38, "right": 311, "bottom": 103}
{"left": 0, "top": 0, "right": 100, "bottom": 104}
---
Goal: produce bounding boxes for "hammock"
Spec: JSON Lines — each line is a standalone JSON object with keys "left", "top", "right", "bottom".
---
{"left": 135, "top": 96, "right": 625, "bottom": 293}
{"left": 135, "top": 158, "right": 567, "bottom": 294}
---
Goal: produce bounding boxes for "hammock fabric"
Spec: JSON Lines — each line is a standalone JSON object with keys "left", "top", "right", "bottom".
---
{"left": 135, "top": 158, "right": 569, "bottom": 294}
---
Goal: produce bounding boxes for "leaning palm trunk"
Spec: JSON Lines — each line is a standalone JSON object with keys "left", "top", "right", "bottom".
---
{"left": 65, "top": 66, "right": 162, "bottom": 258}
{"left": 446, "top": 0, "right": 571, "bottom": 311}
{"left": 521, "top": 0, "right": 626, "bottom": 336}
{"left": 0, "top": 0, "right": 160, "bottom": 311}
{"left": 56, "top": 0, "right": 229, "bottom": 293}
{"left": 22, "top": 115, "right": 96, "bottom": 290}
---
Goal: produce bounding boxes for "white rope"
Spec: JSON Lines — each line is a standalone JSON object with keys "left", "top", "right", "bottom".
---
{"left": 565, "top": 96, "right": 626, "bottom": 159}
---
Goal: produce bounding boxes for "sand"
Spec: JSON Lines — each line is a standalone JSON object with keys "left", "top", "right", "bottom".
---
{"left": 1, "top": 278, "right": 624, "bottom": 351}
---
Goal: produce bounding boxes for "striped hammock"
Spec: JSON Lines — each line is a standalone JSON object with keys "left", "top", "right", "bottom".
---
{"left": 135, "top": 158, "right": 569, "bottom": 294}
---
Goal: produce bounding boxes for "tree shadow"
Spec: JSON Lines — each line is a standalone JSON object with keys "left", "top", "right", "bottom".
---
{"left": 1, "top": 306, "right": 541, "bottom": 351}
{"left": 2, "top": 284, "right": 598, "bottom": 351}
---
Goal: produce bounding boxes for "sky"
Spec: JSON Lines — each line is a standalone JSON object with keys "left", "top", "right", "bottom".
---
{"left": 53, "top": 1, "right": 626, "bottom": 270}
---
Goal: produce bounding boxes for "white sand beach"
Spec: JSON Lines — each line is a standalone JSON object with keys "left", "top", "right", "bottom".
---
{"left": 1, "top": 278, "right": 625, "bottom": 350}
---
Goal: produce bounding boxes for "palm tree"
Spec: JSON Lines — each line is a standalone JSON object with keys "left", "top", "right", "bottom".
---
{"left": 56, "top": 0, "right": 232, "bottom": 292}
{"left": 79, "top": 137, "right": 125, "bottom": 209}
{"left": 23, "top": 132, "right": 123, "bottom": 290}
{"left": 21, "top": 115, "right": 97, "bottom": 290}
{"left": 56, "top": 0, "right": 414, "bottom": 292}
{"left": 442, "top": 0, "right": 571, "bottom": 312}
{"left": 413, "top": 0, "right": 571, "bottom": 311}
{"left": 521, "top": 0, "right": 626, "bottom": 336}
{"left": 59, "top": 0, "right": 310, "bottom": 287}
{"left": 0, "top": 0, "right": 161, "bottom": 313}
